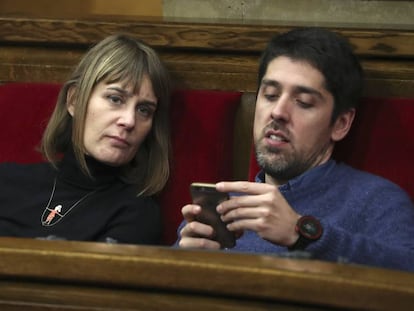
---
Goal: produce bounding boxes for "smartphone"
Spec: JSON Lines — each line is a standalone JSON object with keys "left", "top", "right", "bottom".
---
{"left": 190, "top": 182, "right": 236, "bottom": 249}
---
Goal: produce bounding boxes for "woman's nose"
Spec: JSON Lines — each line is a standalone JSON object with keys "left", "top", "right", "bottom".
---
{"left": 118, "top": 107, "right": 136, "bottom": 129}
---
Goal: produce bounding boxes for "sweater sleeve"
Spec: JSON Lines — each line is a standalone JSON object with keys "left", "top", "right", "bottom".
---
{"left": 306, "top": 183, "right": 414, "bottom": 272}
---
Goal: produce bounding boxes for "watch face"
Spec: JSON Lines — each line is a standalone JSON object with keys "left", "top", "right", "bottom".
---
{"left": 298, "top": 216, "right": 323, "bottom": 240}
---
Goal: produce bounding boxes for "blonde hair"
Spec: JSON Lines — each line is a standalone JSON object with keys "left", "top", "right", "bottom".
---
{"left": 41, "top": 34, "right": 171, "bottom": 196}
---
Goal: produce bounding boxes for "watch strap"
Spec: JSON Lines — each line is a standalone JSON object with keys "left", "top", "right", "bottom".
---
{"left": 288, "top": 215, "right": 323, "bottom": 251}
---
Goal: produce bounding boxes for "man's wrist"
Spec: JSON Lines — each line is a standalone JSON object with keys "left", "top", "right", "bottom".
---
{"left": 288, "top": 215, "right": 323, "bottom": 251}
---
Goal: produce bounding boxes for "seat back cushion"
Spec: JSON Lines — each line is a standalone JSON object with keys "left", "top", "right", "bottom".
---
{"left": 333, "top": 97, "right": 414, "bottom": 199}
{"left": 0, "top": 83, "right": 60, "bottom": 163}
{"left": 159, "top": 89, "right": 242, "bottom": 244}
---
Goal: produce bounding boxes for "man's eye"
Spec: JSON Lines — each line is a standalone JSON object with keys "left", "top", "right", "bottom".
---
{"left": 264, "top": 94, "right": 278, "bottom": 101}
{"left": 297, "top": 100, "right": 312, "bottom": 108}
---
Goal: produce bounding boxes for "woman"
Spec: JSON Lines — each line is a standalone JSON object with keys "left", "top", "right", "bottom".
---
{"left": 0, "top": 34, "right": 171, "bottom": 244}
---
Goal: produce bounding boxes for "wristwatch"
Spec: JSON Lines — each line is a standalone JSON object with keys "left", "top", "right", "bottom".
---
{"left": 288, "top": 215, "right": 323, "bottom": 251}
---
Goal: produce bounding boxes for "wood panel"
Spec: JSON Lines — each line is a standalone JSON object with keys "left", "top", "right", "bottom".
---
{"left": 0, "top": 45, "right": 413, "bottom": 97}
{"left": 0, "top": 16, "right": 413, "bottom": 56}
{"left": 0, "top": 15, "right": 413, "bottom": 97}
{"left": 0, "top": 237, "right": 413, "bottom": 310}
{"left": 0, "top": 0, "right": 162, "bottom": 18}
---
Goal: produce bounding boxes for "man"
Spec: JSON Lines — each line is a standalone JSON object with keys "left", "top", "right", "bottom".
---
{"left": 176, "top": 27, "right": 414, "bottom": 272}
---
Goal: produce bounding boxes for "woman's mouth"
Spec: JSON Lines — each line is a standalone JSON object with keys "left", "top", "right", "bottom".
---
{"left": 108, "top": 135, "right": 130, "bottom": 147}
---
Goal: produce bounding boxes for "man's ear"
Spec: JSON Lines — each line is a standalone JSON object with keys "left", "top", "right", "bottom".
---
{"left": 66, "top": 86, "right": 76, "bottom": 116}
{"left": 331, "top": 108, "right": 355, "bottom": 142}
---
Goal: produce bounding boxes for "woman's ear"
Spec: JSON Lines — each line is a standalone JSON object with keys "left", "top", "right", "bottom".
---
{"left": 331, "top": 108, "right": 355, "bottom": 142}
{"left": 66, "top": 86, "right": 76, "bottom": 116}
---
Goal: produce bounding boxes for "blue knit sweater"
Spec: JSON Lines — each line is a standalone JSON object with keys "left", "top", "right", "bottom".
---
{"left": 177, "top": 160, "right": 414, "bottom": 272}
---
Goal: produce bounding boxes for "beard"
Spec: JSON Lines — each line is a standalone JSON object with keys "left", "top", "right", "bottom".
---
{"left": 255, "top": 141, "right": 328, "bottom": 183}
{"left": 254, "top": 120, "right": 334, "bottom": 183}
{"left": 254, "top": 121, "right": 310, "bottom": 182}
{"left": 255, "top": 147, "right": 306, "bottom": 182}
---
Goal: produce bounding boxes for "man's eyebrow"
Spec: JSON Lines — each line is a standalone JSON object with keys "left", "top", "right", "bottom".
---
{"left": 261, "top": 79, "right": 280, "bottom": 88}
{"left": 262, "top": 79, "right": 323, "bottom": 98}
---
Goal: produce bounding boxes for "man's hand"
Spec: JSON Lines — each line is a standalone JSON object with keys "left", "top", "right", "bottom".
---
{"left": 178, "top": 204, "right": 221, "bottom": 249}
{"left": 216, "top": 181, "right": 300, "bottom": 247}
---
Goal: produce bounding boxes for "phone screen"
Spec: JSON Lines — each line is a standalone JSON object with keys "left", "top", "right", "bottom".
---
{"left": 190, "top": 182, "right": 236, "bottom": 249}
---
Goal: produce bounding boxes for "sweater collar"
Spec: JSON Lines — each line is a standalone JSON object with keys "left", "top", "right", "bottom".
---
{"left": 57, "top": 147, "right": 121, "bottom": 190}
{"left": 255, "top": 159, "right": 336, "bottom": 192}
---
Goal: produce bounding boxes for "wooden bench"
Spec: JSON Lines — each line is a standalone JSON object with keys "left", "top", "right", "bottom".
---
{"left": 0, "top": 14, "right": 414, "bottom": 310}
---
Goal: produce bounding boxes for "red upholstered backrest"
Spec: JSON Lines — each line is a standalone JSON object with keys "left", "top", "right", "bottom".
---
{"left": 0, "top": 83, "right": 60, "bottom": 163}
{"left": 158, "top": 90, "right": 242, "bottom": 245}
{"left": 5, "top": 83, "right": 411, "bottom": 240}
{"left": 0, "top": 83, "right": 242, "bottom": 245}
{"left": 248, "top": 97, "right": 414, "bottom": 200}
{"left": 333, "top": 97, "right": 414, "bottom": 198}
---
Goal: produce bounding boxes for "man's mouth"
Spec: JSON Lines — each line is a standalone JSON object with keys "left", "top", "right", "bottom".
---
{"left": 265, "top": 129, "right": 289, "bottom": 142}
{"left": 268, "top": 134, "right": 287, "bottom": 142}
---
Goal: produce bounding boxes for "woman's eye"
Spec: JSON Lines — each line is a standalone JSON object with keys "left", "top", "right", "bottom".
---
{"left": 136, "top": 105, "right": 154, "bottom": 118}
{"left": 108, "top": 95, "right": 123, "bottom": 105}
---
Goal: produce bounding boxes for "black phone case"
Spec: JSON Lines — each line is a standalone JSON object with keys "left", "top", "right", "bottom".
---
{"left": 190, "top": 183, "right": 236, "bottom": 248}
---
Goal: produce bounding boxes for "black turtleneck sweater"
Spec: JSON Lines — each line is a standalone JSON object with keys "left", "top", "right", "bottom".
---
{"left": 0, "top": 149, "right": 161, "bottom": 245}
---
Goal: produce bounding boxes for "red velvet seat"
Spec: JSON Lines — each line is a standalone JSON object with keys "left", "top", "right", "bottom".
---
{"left": 159, "top": 90, "right": 241, "bottom": 244}
{"left": 0, "top": 83, "right": 60, "bottom": 163}
{"left": 248, "top": 97, "right": 414, "bottom": 200}
{"left": 4, "top": 83, "right": 411, "bottom": 242}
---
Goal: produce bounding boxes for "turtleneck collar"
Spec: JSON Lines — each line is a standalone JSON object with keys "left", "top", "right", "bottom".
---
{"left": 57, "top": 147, "right": 122, "bottom": 190}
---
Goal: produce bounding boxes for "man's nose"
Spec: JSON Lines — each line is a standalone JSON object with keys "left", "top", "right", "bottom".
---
{"left": 270, "top": 94, "right": 290, "bottom": 122}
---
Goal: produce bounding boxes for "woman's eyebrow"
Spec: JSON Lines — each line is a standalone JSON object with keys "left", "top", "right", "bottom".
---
{"left": 138, "top": 99, "right": 157, "bottom": 108}
{"left": 106, "top": 86, "right": 158, "bottom": 106}
{"left": 106, "top": 86, "right": 129, "bottom": 95}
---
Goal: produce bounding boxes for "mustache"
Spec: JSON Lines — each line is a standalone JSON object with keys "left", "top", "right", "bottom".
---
{"left": 263, "top": 120, "right": 289, "bottom": 136}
